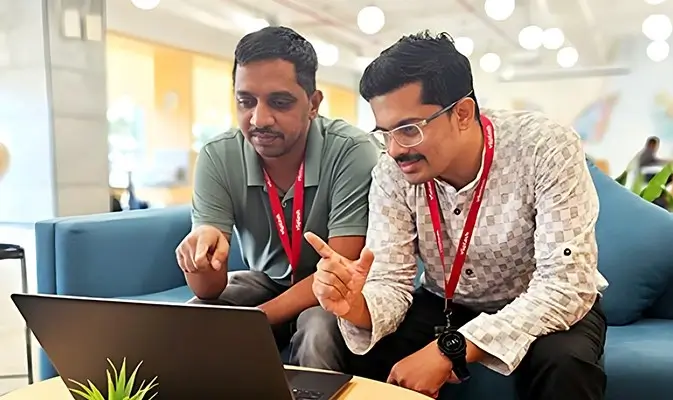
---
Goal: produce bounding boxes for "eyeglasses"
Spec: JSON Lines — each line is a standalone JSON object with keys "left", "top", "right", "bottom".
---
{"left": 371, "top": 91, "right": 473, "bottom": 148}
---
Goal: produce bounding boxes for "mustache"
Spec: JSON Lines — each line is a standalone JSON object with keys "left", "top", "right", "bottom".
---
{"left": 395, "top": 153, "right": 425, "bottom": 163}
{"left": 250, "top": 128, "right": 283, "bottom": 137}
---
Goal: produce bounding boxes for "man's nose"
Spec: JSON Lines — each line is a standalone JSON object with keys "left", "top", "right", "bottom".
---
{"left": 250, "top": 104, "right": 275, "bottom": 128}
{"left": 386, "top": 136, "right": 407, "bottom": 159}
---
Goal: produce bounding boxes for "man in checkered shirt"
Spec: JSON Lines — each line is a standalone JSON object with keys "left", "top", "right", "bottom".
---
{"left": 305, "top": 31, "right": 608, "bottom": 399}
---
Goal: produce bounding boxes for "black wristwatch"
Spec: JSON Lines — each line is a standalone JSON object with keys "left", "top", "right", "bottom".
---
{"left": 437, "top": 329, "right": 471, "bottom": 382}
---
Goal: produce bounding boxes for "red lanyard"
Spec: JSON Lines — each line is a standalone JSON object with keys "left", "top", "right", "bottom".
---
{"left": 264, "top": 162, "right": 305, "bottom": 284}
{"left": 424, "top": 116, "right": 495, "bottom": 312}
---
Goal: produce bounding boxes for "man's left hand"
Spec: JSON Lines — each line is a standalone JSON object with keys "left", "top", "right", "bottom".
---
{"left": 387, "top": 341, "right": 454, "bottom": 398}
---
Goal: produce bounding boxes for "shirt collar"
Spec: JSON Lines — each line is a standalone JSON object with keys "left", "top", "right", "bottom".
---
{"left": 244, "top": 118, "right": 323, "bottom": 187}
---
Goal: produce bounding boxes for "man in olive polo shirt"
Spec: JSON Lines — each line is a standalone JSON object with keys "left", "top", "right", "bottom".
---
{"left": 175, "top": 26, "right": 380, "bottom": 372}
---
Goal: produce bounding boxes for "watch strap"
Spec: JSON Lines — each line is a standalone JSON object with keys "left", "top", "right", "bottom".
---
{"left": 450, "top": 356, "right": 471, "bottom": 382}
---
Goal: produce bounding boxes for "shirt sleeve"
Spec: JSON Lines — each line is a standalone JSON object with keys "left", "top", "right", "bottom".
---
{"left": 337, "top": 158, "right": 419, "bottom": 354}
{"left": 327, "top": 137, "right": 380, "bottom": 238}
{"left": 191, "top": 145, "right": 234, "bottom": 235}
{"left": 458, "top": 121, "right": 600, "bottom": 375}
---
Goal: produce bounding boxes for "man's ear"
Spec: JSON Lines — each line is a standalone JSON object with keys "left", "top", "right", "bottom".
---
{"left": 455, "top": 97, "right": 476, "bottom": 131}
{"left": 309, "top": 90, "right": 324, "bottom": 120}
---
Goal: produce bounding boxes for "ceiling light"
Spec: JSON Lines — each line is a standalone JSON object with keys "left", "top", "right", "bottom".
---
{"left": 357, "top": 6, "right": 385, "bottom": 35}
{"left": 454, "top": 37, "right": 475, "bottom": 57}
{"left": 313, "top": 41, "right": 339, "bottom": 66}
{"left": 234, "top": 14, "right": 270, "bottom": 34}
{"left": 518, "top": 25, "right": 543, "bottom": 50}
{"left": 480, "top": 53, "right": 501, "bottom": 73}
{"left": 131, "top": 0, "right": 160, "bottom": 10}
{"left": 642, "top": 14, "right": 672, "bottom": 41}
{"left": 647, "top": 40, "right": 670, "bottom": 62}
{"left": 556, "top": 46, "right": 579, "bottom": 68}
{"left": 356, "top": 56, "right": 374, "bottom": 71}
{"left": 645, "top": 0, "right": 666, "bottom": 4}
{"left": 484, "top": 0, "right": 515, "bottom": 21}
{"left": 542, "top": 28, "right": 565, "bottom": 50}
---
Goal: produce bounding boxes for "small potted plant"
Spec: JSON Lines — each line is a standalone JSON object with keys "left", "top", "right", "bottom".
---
{"left": 68, "top": 358, "right": 158, "bottom": 400}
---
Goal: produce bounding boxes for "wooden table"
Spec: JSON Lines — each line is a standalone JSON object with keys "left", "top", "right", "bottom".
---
{"left": 0, "top": 366, "right": 430, "bottom": 399}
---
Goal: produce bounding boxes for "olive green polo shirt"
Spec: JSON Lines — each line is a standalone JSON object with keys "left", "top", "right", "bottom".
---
{"left": 191, "top": 116, "right": 381, "bottom": 285}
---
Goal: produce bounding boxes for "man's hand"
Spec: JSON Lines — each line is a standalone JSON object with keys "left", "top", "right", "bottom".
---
{"left": 387, "top": 342, "right": 454, "bottom": 398}
{"left": 304, "top": 232, "right": 374, "bottom": 317}
{"left": 176, "top": 225, "right": 229, "bottom": 273}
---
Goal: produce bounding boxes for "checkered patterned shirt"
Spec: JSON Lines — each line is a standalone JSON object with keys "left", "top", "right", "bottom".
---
{"left": 338, "top": 108, "right": 608, "bottom": 376}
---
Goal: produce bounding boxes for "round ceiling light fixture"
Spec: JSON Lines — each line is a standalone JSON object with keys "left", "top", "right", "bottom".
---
{"left": 480, "top": 52, "right": 501, "bottom": 73}
{"left": 642, "top": 14, "right": 672, "bottom": 41}
{"left": 454, "top": 36, "right": 475, "bottom": 57}
{"left": 357, "top": 6, "right": 385, "bottom": 35}
{"left": 647, "top": 40, "right": 670, "bottom": 62}
{"left": 313, "top": 41, "right": 339, "bottom": 66}
{"left": 484, "top": 0, "right": 515, "bottom": 21}
{"left": 542, "top": 28, "right": 565, "bottom": 50}
{"left": 518, "top": 25, "right": 544, "bottom": 50}
{"left": 131, "top": 0, "right": 161, "bottom": 11}
{"left": 557, "top": 46, "right": 579, "bottom": 68}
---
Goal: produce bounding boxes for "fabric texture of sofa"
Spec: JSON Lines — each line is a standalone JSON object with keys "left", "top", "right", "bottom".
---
{"left": 34, "top": 163, "right": 673, "bottom": 399}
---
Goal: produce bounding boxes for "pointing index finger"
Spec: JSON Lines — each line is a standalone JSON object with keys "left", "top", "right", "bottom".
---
{"left": 304, "top": 232, "right": 340, "bottom": 261}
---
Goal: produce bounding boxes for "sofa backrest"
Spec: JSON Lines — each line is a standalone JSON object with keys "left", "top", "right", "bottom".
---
{"left": 589, "top": 162, "right": 673, "bottom": 324}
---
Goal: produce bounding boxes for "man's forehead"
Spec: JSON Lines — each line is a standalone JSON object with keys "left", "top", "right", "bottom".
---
{"left": 235, "top": 60, "right": 301, "bottom": 94}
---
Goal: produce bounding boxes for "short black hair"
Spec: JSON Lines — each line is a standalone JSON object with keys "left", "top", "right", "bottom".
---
{"left": 233, "top": 26, "right": 318, "bottom": 96}
{"left": 360, "top": 31, "right": 480, "bottom": 119}
{"left": 647, "top": 136, "right": 660, "bottom": 146}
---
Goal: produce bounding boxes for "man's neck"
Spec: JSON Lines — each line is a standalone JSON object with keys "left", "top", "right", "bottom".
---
{"left": 438, "top": 125, "right": 484, "bottom": 191}
{"left": 261, "top": 133, "right": 308, "bottom": 191}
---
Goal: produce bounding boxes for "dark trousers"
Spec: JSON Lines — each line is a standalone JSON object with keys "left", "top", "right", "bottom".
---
{"left": 189, "top": 270, "right": 348, "bottom": 372}
{"left": 348, "top": 289, "right": 607, "bottom": 400}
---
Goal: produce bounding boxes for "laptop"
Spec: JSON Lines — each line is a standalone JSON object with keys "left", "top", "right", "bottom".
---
{"left": 11, "top": 293, "right": 352, "bottom": 399}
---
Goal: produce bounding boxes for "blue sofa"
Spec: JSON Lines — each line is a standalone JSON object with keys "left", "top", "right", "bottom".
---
{"left": 34, "top": 164, "right": 673, "bottom": 399}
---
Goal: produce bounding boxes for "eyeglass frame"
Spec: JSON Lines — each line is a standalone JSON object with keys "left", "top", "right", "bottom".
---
{"left": 371, "top": 90, "right": 474, "bottom": 149}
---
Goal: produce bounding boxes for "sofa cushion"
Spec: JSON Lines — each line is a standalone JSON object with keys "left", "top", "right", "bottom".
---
{"left": 119, "top": 285, "right": 194, "bottom": 303}
{"left": 590, "top": 163, "right": 673, "bottom": 325}
{"left": 648, "top": 285, "right": 673, "bottom": 320}
{"left": 604, "top": 319, "right": 673, "bottom": 399}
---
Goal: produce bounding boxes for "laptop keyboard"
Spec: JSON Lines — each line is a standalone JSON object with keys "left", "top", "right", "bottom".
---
{"left": 291, "top": 387, "right": 324, "bottom": 399}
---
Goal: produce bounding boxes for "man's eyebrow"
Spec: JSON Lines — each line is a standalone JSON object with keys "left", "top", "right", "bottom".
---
{"left": 234, "top": 90, "right": 297, "bottom": 98}
{"left": 374, "top": 117, "right": 423, "bottom": 131}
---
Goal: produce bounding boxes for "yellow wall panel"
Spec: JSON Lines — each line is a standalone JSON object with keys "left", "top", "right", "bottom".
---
{"left": 319, "top": 83, "right": 357, "bottom": 124}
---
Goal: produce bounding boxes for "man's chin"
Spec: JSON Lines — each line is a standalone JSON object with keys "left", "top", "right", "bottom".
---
{"left": 401, "top": 170, "right": 432, "bottom": 185}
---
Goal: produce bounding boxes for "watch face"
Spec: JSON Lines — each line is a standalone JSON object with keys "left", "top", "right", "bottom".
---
{"left": 439, "top": 331, "right": 466, "bottom": 355}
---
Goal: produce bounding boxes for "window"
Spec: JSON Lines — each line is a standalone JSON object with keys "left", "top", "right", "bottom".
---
{"left": 106, "top": 36, "right": 154, "bottom": 189}
{"left": 107, "top": 97, "right": 144, "bottom": 188}
{"left": 192, "top": 56, "right": 233, "bottom": 152}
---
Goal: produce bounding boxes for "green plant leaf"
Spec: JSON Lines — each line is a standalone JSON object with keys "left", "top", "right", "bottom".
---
{"left": 107, "top": 370, "right": 115, "bottom": 399}
{"left": 87, "top": 380, "right": 106, "bottom": 400}
{"left": 615, "top": 169, "right": 628, "bottom": 185}
{"left": 69, "top": 388, "right": 94, "bottom": 400}
{"left": 69, "top": 379, "right": 97, "bottom": 399}
{"left": 117, "top": 358, "right": 128, "bottom": 399}
{"left": 640, "top": 164, "right": 673, "bottom": 202}
{"left": 125, "top": 360, "right": 143, "bottom": 396}
{"left": 630, "top": 171, "right": 645, "bottom": 194}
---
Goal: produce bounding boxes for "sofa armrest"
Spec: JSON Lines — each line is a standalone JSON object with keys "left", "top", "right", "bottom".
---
{"left": 36, "top": 206, "right": 191, "bottom": 298}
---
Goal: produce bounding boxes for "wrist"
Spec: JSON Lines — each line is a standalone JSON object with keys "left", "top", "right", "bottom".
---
{"left": 465, "top": 339, "right": 487, "bottom": 363}
{"left": 342, "top": 293, "right": 372, "bottom": 329}
{"left": 431, "top": 341, "right": 454, "bottom": 371}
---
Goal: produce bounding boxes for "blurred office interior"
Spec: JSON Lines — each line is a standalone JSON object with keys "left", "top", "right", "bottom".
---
{"left": 1, "top": 0, "right": 673, "bottom": 393}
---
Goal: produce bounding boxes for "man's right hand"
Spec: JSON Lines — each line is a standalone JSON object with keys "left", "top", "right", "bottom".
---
{"left": 176, "top": 225, "right": 229, "bottom": 273}
{"left": 304, "top": 232, "right": 375, "bottom": 318}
